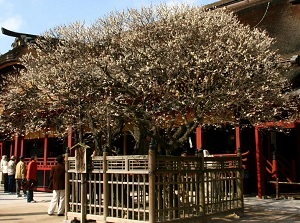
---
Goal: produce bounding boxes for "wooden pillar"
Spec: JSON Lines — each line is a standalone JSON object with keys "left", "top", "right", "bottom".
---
{"left": 236, "top": 150, "right": 244, "bottom": 215}
{"left": 65, "top": 147, "right": 70, "bottom": 221}
{"left": 272, "top": 151, "right": 278, "bottom": 179}
{"left": 148, "top": 139, "right": 156, "bottom": 223}
{"left": 43, "top": 134, "right": 48, "bottom": 166}
{"left": 255, "top": 127, "right": 265, "bottom": 199}
{"left": 199, "top": 153, "right": 206, "bottom": 222}
{"left": 196, "top": 126, "right": 204, "bottom": 151}
{"left": 43, "top": 134, "right": 48, "bottom": 190}
{"left": 272, "top": 151, "right": 279, "bottom": 199}
{"left": 81, "top": 173, "right": 87, "bottom": 223}
{"left": 14, "top": 133, "right": 19, "bottom": 158}
{"left": 20, "top": 136, "right": 24, "bottom": 157}
{"left": 103, "top": 147, "right": 108, "bottom": 223}
{"left": 67, "top": 126, "right": 74, "bottom": 156}
{"left": 235, "top": 124, "right": 241, "bottom": 154}
{"left": 9, "top": 143, "right": 13, "bottom": 157}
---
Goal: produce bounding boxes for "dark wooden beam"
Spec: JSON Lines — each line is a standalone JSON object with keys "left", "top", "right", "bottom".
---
{"left": 1, "top": 27, "right": 37, "bottom": 39}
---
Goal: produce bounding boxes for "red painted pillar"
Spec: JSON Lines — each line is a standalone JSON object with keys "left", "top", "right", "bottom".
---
{"left": 196, "top": 126, "right": 203, "bottom": 152}
{"left": 235, "top": 124, "right": 241, "bottom": 154}
{"left": 9, "top": 143, "right": 13, "bottom": 157}
{"left": 20, "top": 136, "right": 24, "bottom": 157}
{"left": 43, "top": 133, "right": 49, "bottom": 190}
{"left": 272, "top": 152, "right": 278, "bottom": 179}
{"left": 14, "top": 134, "right": 19, "bottom": 158}
{"left": 255, "top": 126, "right": 265, "bottom": 199}
{"left": 43, "top": 133, "right": 48, "bottom": 166}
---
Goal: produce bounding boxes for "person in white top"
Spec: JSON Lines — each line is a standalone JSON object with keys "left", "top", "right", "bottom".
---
{"left": 7, "top": 156, "right": 16, "bottom": 194}
{"left": 0, "top": 155, "right": 8, "bottom": 192}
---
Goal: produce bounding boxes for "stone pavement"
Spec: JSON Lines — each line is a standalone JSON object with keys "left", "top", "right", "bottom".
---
{"left": 0, "top": 190, "right": 65, "bottom": 223}
{"left": 208, "top": 195, "right": 300, "bottom": 223}
{"left": 1, "top": 189, "right": 300, "bottom": 223}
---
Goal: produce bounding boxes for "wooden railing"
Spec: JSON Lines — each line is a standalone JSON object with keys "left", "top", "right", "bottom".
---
{"left": 24, "top": 157, "right": 56, "bottom": 169}
{"left": 65, "top": 153, "right": 244, "bottom": 223}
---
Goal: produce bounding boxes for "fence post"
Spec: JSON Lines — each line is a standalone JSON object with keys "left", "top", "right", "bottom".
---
{"left": 103, "top": 146, "right": 109, "bottom": 223}
{"left": 65, "top": 147, "right": 70, "bottom": 221}
{"left": 80, "top": 172, "right": 87, "bottom": 223}
{"left": 199, "top": 151, "right": 206, "bottom": 223}
{"left": 236, "top": 149, "right": 244, "bottom": 215}
{"left": 149, "top": 139, "right": 156, "bottom": 223}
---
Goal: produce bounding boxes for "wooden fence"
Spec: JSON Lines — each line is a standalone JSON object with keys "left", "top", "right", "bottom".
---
{"left": 64, "top": 151, "right": 244, "bottom": 223}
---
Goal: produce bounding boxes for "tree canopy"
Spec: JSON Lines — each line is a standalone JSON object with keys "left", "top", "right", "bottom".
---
{"left": 0, "top": 4, "right": 293, "bottom": 154}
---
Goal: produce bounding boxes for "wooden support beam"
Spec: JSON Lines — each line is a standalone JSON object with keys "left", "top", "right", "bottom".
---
{"left": 43, "top": 133, "right": 48, "bottom": 166}
{"left": 235, "top": 124, "right": 241, "bottom": 154}
{"left": 14, "top": 134, "right": 19, "bottom": 158}
{"left": 20, "top": 136, "right": 24, "bottom": 157}
{"left": 255, "top": 126, "right": 265, "bottom": 199}
{"left": 196, "top": 126, "right": 204, "bottom": 151}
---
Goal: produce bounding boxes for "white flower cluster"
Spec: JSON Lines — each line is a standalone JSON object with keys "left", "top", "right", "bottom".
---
{"left": 0, "top": 3, "right": 292, "bottom": 152}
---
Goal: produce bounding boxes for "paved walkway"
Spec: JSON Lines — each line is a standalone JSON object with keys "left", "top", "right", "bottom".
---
{"left": 0, "top": 190, "right": 64, "bottom": 223}
{"left": 209, "top": 195, "right": 300, "bottom": 223}
{"left": 1, "top": 190, "right": 300, "bottom": 223}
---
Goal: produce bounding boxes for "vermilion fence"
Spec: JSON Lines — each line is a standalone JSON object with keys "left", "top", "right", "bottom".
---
{"left": 65, "top": 152, "right": 244, "bottom": 223}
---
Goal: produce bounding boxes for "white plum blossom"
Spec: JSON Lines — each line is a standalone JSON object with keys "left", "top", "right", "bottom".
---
{"left": 0, "top": 4, "right": 293, "bottom": 154}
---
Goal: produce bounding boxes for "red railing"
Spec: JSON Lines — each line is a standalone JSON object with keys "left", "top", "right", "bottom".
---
{"left": 24, "top": 157, "right": 57, "bottom": 170}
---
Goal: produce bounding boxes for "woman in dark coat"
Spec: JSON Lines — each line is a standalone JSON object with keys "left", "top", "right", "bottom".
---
{"left": 47, "top": 155, "right": 65, "bottom": 216}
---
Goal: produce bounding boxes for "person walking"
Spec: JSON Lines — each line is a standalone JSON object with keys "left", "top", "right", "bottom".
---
{"left": 7, "top": 156, "right": 16, "bottom": 194}
{"left": 15, "top": 156, "right": 27, "bottom": 198}
{"left": 26, "top": 155, "right": 38, "bottom": 203}
{"left": 0, "top": 155, "right": 8, "bottom": 193}
{"left": 47, "top": 155, "right": 65, "bottom": 216}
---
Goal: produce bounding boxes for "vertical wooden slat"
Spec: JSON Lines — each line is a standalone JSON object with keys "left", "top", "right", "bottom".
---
{"left": 76, "top": 174, "right": 79, "bottom": 213}
{"left": 143, "top": 174, "right": 146, "bottom": 221}
{"left": 65, "top": 148, "right": 70, "bottom": 221}
{"left": 137, "top": 174, "right": 140, "bottom": 220}
{"left": 121, "top": 174, "right": 124, "bottom": 218}
{"left": 236, "top": 153, "right": 244, "bottom": 215}
{"left": 111, "top": 174, "right": 113, "bottom": 216}
{"left": 131, "top": 175, "right": 134, "bottom": 219}
{"left": 103, "top": 148, "right": 108, "bottom": 222}
{"left": 148, "top": 142, "right": 156, "bottom": 223}
{"left": 200, "top": 154, "right": 206, "bottom": 222}
{"left": 81, "top": 173, "right": 87, "bottom": 223}
{"left": 126, "top": 174, "right": 129, "bottom": 219}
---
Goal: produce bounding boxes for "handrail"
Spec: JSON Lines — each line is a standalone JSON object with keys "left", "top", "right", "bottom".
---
{"left": 24, "top": 157, "right": 57, "bottom": 168}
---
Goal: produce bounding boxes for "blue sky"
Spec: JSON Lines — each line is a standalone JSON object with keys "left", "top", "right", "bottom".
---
{"left": 0, "top": 0, "right": 215, "bottom": 54}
